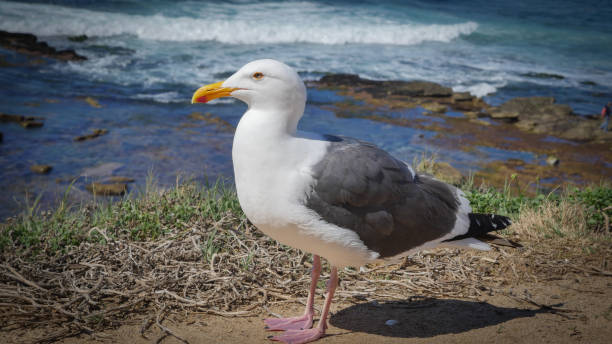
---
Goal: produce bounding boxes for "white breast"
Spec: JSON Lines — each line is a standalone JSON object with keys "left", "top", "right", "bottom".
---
{"left": 232, "top": 114, "right": 379, "bottom": 267}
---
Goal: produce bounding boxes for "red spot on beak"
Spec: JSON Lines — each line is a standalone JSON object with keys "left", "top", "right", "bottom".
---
{"left": 197, "top": 96, "right": 208, "bottom": 103}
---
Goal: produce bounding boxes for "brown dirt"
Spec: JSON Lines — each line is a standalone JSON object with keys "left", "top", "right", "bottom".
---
{"left": 7, "top": 274, "right": 611, "bottom": 344}
{"left": 4, "top": 240, "right": 611, "bottom": 344}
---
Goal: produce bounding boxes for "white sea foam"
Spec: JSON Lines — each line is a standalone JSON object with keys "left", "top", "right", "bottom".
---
{"left": 0, "top": 1, "right": 477, "bottom": 45}
{"left": 453, "top": 83, "right": 500, "bottom": 97}
{"left": 133, "top": 92, "right": 182, "bottom": 103}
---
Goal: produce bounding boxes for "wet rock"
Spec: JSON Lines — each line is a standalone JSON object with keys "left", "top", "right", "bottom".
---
{"left": 488, "top": 97, "right": 595, "bottom": 138}
{"left": 74, "top": 129, "right": 108, "bottom": 141}
{"left": 470, "top": 118, "right": 491, "bottom": 126}
{"left": 490, "top": 97, "right": 559, "bottom": 120}
{"left": 187, "top": 112, "right": 235, "bottom": 133}
{"left": 30, "top": 164, "right": 52, "bottom": 174}
{"left": 318, "top": 74, "right": 452, "bottom": 97}
{"left": 108, "top": 176, "right": 135, "bottom": 183}
{"left": 82, "top": 96, "right": 102, "bottom": 108}
{"left": 521, "top": 72, "right": 565, "bottom": 80}
{"left": 85, "top": 182, "right": 127, "bottom": 196}
{"left": 1, "top": 112, "right": 45, "bottom": 128}
{"left": 546, "top": 156, "right": 560, "bottom": 166}
{"left": 489, "top": 110, "right": 520, "bottom": 121}
{"left": 20, "top": 120, "right": 44, "bottom": 128}
{"left": 386, "top": 81, "right": 453, "bottom": 97}
{"left": 318, "top": 73, "right": 380, "bottom": 87}
{"left": 68, "top": 35, "right": 88, "bottom": 42}
{"left": 0, "top": 30, "right": 86, "bottom": 61}
{"left": 317, "top": 75, "right": 609, "bottom": 143}
{"left": 421, "top": 102, "right": 446, "bottom": 113}
{"left": 558, "top": 120, "right": 603, "bottom": 141}
{"left": 452, "top": 92, "right": 474, "bottom": 102}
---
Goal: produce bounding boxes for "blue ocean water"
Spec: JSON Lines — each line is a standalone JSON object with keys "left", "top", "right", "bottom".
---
{"left": 0, "top": 0, "right": 611, "bottom": 218}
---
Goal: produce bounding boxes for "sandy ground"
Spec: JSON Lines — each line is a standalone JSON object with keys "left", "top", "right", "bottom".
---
{"left": 9, "top": 273, "right": 609, "bottom": 344}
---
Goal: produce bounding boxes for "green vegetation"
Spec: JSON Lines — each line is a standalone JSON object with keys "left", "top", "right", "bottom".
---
{"left": 462, "top": 175, "right": 611, "bottom": 233}
{"left": 1, "top": 174, "right": 610, "bottom": 256}
{"left": 0, "top": 178, "right": 244, "bottom": 255}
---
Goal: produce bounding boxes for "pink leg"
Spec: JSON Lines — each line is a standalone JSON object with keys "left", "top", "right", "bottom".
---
{"left": 264, "top": 255, "right": 321, "bottom": 331}
{"left": 269, "top": 266, "right": 338, "bottom": 344}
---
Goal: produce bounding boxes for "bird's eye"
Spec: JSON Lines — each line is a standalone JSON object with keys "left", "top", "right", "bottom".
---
{"left": 252, "top": 72, "right": 264, "bottom": 80}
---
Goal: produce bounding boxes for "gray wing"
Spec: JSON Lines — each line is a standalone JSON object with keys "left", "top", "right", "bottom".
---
{"left": 306, "top": 136, "right": 461, "bottom": 258}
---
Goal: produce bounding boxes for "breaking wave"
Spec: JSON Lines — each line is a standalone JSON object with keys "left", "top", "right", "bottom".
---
{"left": 0, "top": 1, "right": 477, "bottom": 45}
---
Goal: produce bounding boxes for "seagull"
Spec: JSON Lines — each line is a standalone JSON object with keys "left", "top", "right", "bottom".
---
{"left": 192, "top": 59, "right": 511, "bottom": 344}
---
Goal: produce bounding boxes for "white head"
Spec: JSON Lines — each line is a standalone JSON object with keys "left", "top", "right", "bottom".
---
{"left": 192, "top": 59, "right": 307, "bottom": 133}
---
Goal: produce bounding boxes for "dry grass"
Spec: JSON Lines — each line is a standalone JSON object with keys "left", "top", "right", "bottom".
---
{"left": 0, "top": 182, "right": 610, "bottom": 343}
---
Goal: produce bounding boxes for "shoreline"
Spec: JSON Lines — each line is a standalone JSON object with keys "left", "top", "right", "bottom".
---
{"left": 0, "top": 30, "right": 611, "bottom": 220}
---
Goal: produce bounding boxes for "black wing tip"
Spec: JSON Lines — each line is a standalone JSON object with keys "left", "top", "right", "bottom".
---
{"left": 444, "top": 213, "right": 512, "bottom": 243}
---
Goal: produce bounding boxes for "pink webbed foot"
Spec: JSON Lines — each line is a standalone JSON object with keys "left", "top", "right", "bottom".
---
{"left": 268, "top": 328, "right": 324, "bottom": 344}
{"left": 264, "top": 314, "right": 313, "bottom": 331}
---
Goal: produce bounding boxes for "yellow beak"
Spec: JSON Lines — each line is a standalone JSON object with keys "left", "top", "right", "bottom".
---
{"left": 191, "top": 81, "right": 239, "bottom": 104}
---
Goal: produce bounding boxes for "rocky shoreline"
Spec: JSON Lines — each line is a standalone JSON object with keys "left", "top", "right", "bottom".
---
{"left": 0, "top": 30, "right": 609, "bottom": 204}
{"left": 311, "top": 74, "right": 611, "bottom": 190}
{"left": 0, "top": 30, "right": 86, "bottom": 61}
{"left": 314, "top": 74, "right": 610, "bottom": 143}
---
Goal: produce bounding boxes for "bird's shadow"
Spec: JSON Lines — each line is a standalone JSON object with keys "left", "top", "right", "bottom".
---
{"left": 329, "top": 297, "right": 553, "bottom": 338}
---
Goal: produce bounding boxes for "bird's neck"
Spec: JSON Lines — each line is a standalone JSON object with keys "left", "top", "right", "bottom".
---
{"left": 237, "top": 107, "right": 300, "bottom": 139}
{"left": 231, "top": 108, "right": 306, "bottom": 225}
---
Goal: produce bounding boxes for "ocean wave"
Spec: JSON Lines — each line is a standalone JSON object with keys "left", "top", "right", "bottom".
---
{"left": 453, "top": 83, "right": 501, "bottom": 98}
{"left": 0, "top": 1, "right": 477, "bottom": 45}
{"left": 133, "top": 92, "right": 183, "bottom": 103}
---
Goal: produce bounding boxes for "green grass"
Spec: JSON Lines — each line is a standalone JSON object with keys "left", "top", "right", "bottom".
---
{"left": 0, "top": 178, "right": 244, "bottom": 255}
{"left": 1, "top": 174, "right": 610, "bottom": 256}
{"left": 461, "top": 175, "right": 611, "bottom": 232}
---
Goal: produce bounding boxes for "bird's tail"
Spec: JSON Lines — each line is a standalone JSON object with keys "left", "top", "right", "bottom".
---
{"left": 455, "top": 213, "right": 511, "bottom": 240}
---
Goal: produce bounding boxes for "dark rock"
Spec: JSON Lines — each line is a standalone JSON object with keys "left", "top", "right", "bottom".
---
{"left": 74, "top": 129, "right": 108, "bottom": 141}
{"left": 385, "top": 80, "right": 453, "bottom": 97}
{"left": 0, "top": 131, "right": 2, "bottom": 143}
{"left": 30, "top": 164, "right": 52, "bottom": 174}
{"left": 68, "top": 35, "right": 88, "bottom": 42}
{"left": 521, "top": 72, "right": 565, "bottom": 80}
{"left": 489, "top": 110, "right": 519, "bottom": 121}
{"left": 108, "top": 176, "right": 135, "bottom": 183}
{"left": 85, "top": 182, "right": 127, "bottom": 196}
{"left": 0, "top": 30, "right": 86, "bottom": 61}
{"left": 318, "top": 74, "right": 452, "bottom": 97}
{"left": 1, "top": 112, "right": 34, "bottom": 123}
{"left": 19, "top": 120, "right": 44, "bottom": 128}
{"left": 1, "top": 112, "right": 44, "bottom": 128}
{"left": 319, "top": 73, "right": 380, "bottom": 87}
